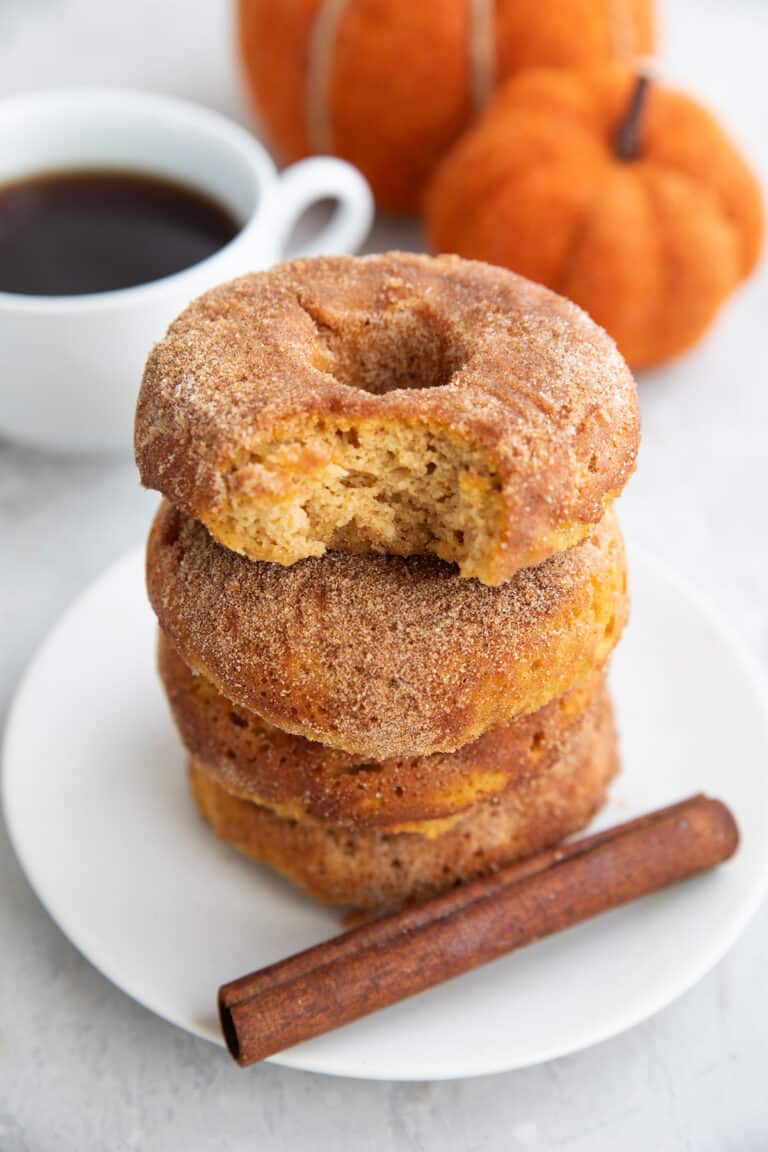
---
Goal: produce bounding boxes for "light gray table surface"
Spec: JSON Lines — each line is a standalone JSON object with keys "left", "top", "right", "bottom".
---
{"left": 1, "top": 2, "right": 767, "bottom": 1148}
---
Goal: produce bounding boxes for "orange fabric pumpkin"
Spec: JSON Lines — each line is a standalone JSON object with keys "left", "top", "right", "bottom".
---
{"left": 237, "top": 0, "right": 655, "bottom": 213}
{"left": 425, "top": 68, "right": 764, "bottom": 368}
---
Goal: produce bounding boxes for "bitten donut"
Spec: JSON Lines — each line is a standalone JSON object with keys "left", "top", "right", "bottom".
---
{"left": 187, "top": 686, "right": 618, "bottom": 911}
{"left": 136, "top": 252, "right": 639, "bottom": 585}
{"left": 158, "top": 628, "right": 608, "bottom": 829}
{"left": 147, "top": 502, "right": 628, "bottom": 759}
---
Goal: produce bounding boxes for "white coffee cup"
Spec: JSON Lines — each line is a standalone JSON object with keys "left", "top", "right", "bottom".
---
{"left": 0, "top": 89, "right": 374, "bottom": 453}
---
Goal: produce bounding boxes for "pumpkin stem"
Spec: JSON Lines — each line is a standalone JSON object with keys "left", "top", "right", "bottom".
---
{"left": 614, "top": 74, "right": 651, "bottom": 162}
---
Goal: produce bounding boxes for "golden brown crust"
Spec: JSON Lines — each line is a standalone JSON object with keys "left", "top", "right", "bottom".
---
{"left": 147, "top": 502, "right": 628, "bottom": 759}
{"left": 188, "top": 685, "right": 619, "bottom": 910}
{"left": 135, "top": 252, "right": 639, "bottom": 583}
{"left": 158, "top": 626, "right": 608, "bottom": 828}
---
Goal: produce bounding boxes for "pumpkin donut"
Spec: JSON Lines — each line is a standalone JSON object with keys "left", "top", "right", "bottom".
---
{"left": 187, "top": 684, "right": 618, "bottom": 911}
{"left": 158, "top": 627, "right": 608, "bottom": 829}
{"left": 135, "top": 253, "right": 639, "bottom": 586}
{"left": 146, "top": 501, "right": 628, "bottom": 759}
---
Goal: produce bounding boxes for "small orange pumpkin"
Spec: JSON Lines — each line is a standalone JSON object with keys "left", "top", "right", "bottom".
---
{"left": 237, "top": 0, "right": 655, "bottom": 213}
{"left": 425, "top": 67, "right": 764, "bottom": 368}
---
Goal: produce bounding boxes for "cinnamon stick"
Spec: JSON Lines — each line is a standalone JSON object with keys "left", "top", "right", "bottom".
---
{"left": 218, "top": 795, "right": 738, "bottom": 1066}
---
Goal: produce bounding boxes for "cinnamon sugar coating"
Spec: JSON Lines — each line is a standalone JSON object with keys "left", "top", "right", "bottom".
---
{"left": 136, "top": 253, "right": 639, "bottom": 585}
{"left": 187, "top": 684, "right": 618, "bottom": 911}
{"left": 147, "top": 502, "right": 628, "bottom": 759}
{"left": 158, "top": 627, "right": 607, "bottom": 830}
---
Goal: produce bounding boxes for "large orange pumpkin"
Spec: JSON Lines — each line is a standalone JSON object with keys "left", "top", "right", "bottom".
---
{"left": 237, "top": 0, "right": 654, "bottom": 213}
{"left": 425, "top": 68, "right": 764, "bottom": 368}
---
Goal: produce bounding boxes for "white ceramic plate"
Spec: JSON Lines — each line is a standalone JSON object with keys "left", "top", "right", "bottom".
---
{"left": 4, "top": 545, "right": 768, "bottom": 1081}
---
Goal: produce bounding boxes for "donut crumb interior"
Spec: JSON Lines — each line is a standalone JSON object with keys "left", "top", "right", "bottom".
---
{"left": 205, "top": 417, "right": 510, "bottom": 582}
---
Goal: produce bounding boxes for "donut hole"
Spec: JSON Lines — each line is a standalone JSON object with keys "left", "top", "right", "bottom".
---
{"left": 316, "top": 307, "right": 467, "bottom": 395}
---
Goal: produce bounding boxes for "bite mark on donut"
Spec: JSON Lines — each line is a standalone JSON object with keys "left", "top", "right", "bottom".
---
{"left": 206, "top": 417, "right": 514, "bottom": 583}
{"left": 193, "top": 290, "right": 558, "bottom": 582}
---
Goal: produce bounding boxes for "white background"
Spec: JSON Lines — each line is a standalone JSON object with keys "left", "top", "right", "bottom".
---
{"left": 1, "top": 1, "right": 767, "bottom": 1147}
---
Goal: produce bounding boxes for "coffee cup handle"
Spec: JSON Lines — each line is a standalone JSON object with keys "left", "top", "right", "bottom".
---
{"left": 272, "top": 156, "right": 374, "bottom": 259}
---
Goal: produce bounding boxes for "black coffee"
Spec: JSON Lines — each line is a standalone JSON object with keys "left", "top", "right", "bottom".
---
{"left": 0, "top": 168, "right": 240, "bottom": 295}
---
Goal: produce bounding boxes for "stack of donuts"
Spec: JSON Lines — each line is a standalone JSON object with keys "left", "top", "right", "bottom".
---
{"left": 136, "top": 252, "right": 640, "bottom": 915}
